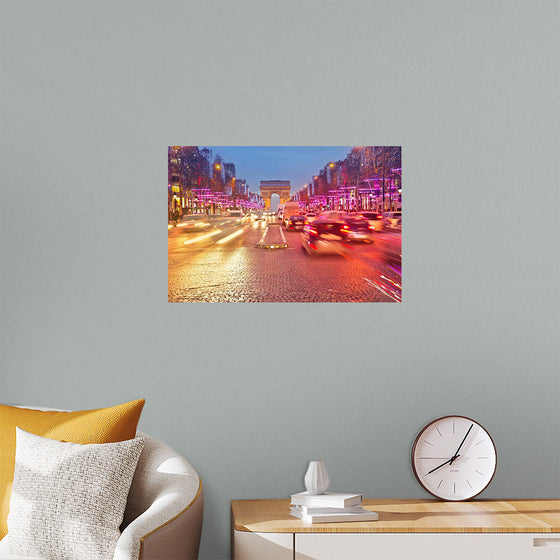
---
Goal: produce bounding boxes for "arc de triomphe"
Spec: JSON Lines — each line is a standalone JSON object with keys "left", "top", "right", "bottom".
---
{"left": 259, "top": 181, "right": 291, "bottom": 210}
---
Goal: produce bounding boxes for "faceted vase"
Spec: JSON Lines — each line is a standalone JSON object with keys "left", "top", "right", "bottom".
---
{"left": 304, "top": 460, "right": 330, "bottom": 495}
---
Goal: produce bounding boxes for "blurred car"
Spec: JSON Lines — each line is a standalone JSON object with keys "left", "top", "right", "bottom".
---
{"left": 341, "top": 217, "right": 374, "bottom": 243}
{"left": 374, "top": 232, "right": 402, "bottom": 264}
{"left": 317, "top": 210, "right": 349, "bottom": 221}
{"left": 227, "top": 209, "right": 245, "bottom": 224}
{"left": 286, "top": 214, "right": 306, "bottom": 231}
{"left": 248, "top": 211, "right": 264, "bottom": 221}
{"left": 383, "top": 211, "right": 402, "bottom": 231}
{"left": 304, "top": 212, "right": 317, "bottom": 224}
{"left": 359, "top": 212, "right": 384, "bottom": 232}
{"left": 280, "top": 202, "right": 302, "bottom": 226}
{"left": 301, "top": 219, "right": 350, "bottom": 256}
{"left": 178, "top": 214, "right": 212, "bottom": 231}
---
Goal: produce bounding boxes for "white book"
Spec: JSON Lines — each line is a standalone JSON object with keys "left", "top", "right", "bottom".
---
{"left": 292, "top": 504, "right": 365, "bottom": 515}
{"left": 290, "top": 506, "right": 378, "bottom": 524}
{"left": 290, "top": 491, "right": 363, "bottom": 508}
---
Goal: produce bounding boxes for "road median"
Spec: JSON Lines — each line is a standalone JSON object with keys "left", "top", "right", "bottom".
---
{"left": 256, "top": 224, "right": 289, "bottom": 249}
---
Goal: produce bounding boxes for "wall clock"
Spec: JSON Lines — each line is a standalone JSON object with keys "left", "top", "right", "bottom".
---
{"left": 411, "top": 415, "right": 497, "bottom": 501}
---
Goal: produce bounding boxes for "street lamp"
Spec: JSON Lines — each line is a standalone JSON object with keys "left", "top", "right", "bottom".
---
{"left": 211, "top": 163, "right": 223, "bottom": 214}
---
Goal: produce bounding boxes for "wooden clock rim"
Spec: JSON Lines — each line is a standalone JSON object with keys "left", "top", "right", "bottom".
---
{"left": 411, "top": 415, "right": 498, "bottom": 502}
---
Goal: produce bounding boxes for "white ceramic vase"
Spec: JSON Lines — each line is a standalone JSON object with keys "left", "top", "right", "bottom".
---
{"left": 304, "top": 460, "right": 330, "bottom": 495}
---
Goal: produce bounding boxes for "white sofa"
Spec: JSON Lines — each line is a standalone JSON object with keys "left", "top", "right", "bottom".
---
{"left": 0, "top": 432, "right": 204, "bottom": 560}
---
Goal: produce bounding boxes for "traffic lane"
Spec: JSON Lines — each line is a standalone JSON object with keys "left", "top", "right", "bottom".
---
{"left": 168, "top": 223, "right": 400, "bottom": 302}
{"left": 252, "top": 248, "right": 393, "bottom": 302}
{"left": 170, "top": 246, "right": 390, "bottom": 303}
{"left": 282, "top": 229, "right": 401, "bottom": 302}
{"left": 169, "top": 233, "right": 262, "bottom": 303}
{"left": 283, "top": 228, "right": 401, "bottom": 272}
{"left": 168, "top": 221, "right": 268, "bottom": 302}
{"left": 170, "top": 230, "right": 397, "bottom": 303}
{"left": 168, "top": 217, "right": 254, "bottom": 252}
{"left": 342, "top": 233, "right": 402, "bottom": 300}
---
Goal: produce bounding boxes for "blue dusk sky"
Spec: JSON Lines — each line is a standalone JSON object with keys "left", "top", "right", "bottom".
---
{"left": 206, "top": 146, "right": 353, "bottom": 194}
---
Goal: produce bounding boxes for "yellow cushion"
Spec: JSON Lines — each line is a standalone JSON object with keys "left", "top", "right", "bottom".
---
{"left": 0, "top": 398, "right": 145, "bottom": 538}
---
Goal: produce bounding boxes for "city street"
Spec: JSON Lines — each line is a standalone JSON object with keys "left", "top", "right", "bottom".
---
{"left": 168, "top": 216, "right": 401, "bottom": 303}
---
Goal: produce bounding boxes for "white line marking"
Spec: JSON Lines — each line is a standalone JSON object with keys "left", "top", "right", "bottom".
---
{"left": 257, "top": 226, "right": 269, "bottom": 245}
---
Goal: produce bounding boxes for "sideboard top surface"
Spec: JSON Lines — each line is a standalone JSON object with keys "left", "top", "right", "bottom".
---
{"left": 231, "top": 499, "right": 560, "bottom": 534}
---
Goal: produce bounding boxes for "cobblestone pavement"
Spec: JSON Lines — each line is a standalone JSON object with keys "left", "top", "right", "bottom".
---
{"left": 168, "top": 218, "right": 401, "bottom": 303}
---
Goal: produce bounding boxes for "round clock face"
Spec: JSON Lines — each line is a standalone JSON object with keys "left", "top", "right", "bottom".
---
{"left": 412, "top": 416, "right": 497, "bottom": 501}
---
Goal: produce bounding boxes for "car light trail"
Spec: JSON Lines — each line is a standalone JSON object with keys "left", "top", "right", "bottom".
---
{"left": 380, "top": 274, "right": 401, "bottom": 290}
{"left": 184, "top": 230, "right": 222, "bottom": 245}
{"left": 216, "top": 229, "right": 245, "bottom": 245}
{"left": 176, "top": 222, "right": 209, "bottom": 228}
{"left": 362, "top": 276, "right": 401, "bottom": 303}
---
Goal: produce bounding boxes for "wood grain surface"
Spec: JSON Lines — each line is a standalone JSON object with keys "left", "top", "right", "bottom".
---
{"left": 231, "top": 499, "right": 560, "bottom": 534}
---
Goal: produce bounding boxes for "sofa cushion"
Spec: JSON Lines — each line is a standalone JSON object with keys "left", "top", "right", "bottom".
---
{"left": 0, "top": 554, "right": 44, "bottom": 559}
{"left": 2, "top": 428, "right": 144, "bottom": 560}
{"left": 0, "top": 399, "right": 144, "bottom": 538}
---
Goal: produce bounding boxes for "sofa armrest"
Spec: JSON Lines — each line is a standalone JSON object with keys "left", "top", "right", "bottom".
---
{"left": 114, "top": 433, "right": 203, "bottom": 560}
{"left": 114, "top": 485, "right": 203, "bottom": 560}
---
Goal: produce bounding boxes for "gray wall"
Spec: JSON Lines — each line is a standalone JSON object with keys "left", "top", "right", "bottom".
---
{"left": 1, "top": 1, "right": 558, "bottom": 558}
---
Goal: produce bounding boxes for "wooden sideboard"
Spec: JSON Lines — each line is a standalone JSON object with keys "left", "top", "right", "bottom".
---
{"left": 231, "top": 498, "right": 560, "bottom": 559}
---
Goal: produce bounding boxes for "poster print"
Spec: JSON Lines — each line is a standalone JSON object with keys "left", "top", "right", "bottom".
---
{"left": 168, "top": 146, "right": 401, "bottom": 303}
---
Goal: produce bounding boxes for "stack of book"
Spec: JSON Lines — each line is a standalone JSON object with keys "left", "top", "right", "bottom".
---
{"left": 289, "top": 491, "right": 378, "bottom": 524}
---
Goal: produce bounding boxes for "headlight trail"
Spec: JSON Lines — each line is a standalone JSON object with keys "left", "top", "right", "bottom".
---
{"left": 362, "top": 276, "right": 401, "bottom": 303}
{"left": 184, "top": 230, "right": 222, "bottom": 245}
{"left": 216, "top": 229, "right": 245, "bottom": 245}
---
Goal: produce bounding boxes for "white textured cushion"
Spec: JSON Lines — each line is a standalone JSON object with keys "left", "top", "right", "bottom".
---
{"left": 0, "top": 553, "right": 44, "bottom": 560}
{"left": 0, "top": 555, "right": 43, "bottom": 559}
{"left": 2, "top": 428, "right": 144, "bottom": 560}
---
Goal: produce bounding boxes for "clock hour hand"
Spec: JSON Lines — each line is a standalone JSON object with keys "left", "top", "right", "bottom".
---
{"left": 449, "top": 424, "right": 473, "bottom": 464}
{"left": 426, "top": 455, "right": 460, "bottom": 475}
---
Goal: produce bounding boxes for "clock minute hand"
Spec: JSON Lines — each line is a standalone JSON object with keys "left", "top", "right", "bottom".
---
{"left": 426, "top": 456, "right": 460, "bottom": 475}
{"left": 450, "top": 423, "right": 473, "bottom": 464}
